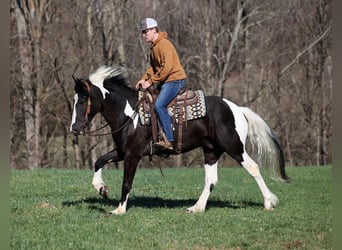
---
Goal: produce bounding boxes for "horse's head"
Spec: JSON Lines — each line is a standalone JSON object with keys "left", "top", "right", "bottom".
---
{"left": 70, "top": 76, "right": 103, "bottom": 135}
{"left": 70, "top": 66, "right": 130, "bottom": 135}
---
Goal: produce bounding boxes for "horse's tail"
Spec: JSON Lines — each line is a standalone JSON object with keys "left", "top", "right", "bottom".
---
{"left": 239, "top": 107, "right": 290, "bottom": 182}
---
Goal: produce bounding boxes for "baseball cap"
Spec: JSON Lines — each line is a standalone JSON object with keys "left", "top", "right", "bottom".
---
{"left": 140, "top": 18, "right": 158, "bottom": 31}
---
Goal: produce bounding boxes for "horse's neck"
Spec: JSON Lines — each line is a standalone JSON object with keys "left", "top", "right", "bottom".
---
{"left": 101, "top": 90, "right": 138, "bottom": 127}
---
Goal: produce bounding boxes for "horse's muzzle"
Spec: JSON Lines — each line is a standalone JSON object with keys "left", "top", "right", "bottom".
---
{"left": 71, "top": 129, "right": 83, "bottom": 136}
{"left": 70, "top": 123, "right": 85, "bottom": 136}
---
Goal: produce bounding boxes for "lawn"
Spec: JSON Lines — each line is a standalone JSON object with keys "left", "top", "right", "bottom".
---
{"left": 10, "top": 166, "right": 332, "bottom": 249}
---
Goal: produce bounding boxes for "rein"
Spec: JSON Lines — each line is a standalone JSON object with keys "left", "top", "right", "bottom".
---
{"left": 83, "top": 81, "right": 91, "bottom": 123}
{"left": 82, "top": 90, "right": 144, "bottom": 137}
{"left": 84, "top": 113, "right": 137, "bottom": 137}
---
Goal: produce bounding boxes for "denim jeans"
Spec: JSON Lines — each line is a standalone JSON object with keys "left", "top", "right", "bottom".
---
{"left": 155, "top": 79, "right": 186, "bottom": 142}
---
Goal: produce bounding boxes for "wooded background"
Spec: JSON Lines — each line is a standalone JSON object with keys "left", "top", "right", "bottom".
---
{"left": 10, "top": 0, "right": 332, "bottom": 170}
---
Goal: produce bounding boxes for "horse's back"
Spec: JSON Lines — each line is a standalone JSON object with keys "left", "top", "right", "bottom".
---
{"left": 184, "top": 95, "right": 245, "bottom": 146}
{"left": 204, "top": 96, "right": 238, "bottom": 127}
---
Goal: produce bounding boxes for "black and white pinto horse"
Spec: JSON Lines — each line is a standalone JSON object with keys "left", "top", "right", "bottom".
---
{"left": 70, "top": 66, "right": 289, "bottom": 215}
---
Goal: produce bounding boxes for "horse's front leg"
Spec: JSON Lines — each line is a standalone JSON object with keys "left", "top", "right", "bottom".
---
{"left": 92, "top": 149, "right": 122, "bottom": 198}
{"left": 109, "top": 155, "right": 140, "bottom": 215}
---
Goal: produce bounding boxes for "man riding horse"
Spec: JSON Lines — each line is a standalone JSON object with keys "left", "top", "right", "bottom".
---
{"left": 135, "top": 17, "right": 186, "bottom": 151}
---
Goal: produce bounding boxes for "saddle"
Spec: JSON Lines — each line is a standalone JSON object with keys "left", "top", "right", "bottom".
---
{"left": 138, "top": 85, "right": 206, "bottom": 153}
{"left": 168, "top": 89, "right": 198, "bottom": 107}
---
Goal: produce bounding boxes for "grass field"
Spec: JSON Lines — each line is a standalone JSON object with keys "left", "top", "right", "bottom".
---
{"left": 10, "top": 166, "right": 332, "bottom": 249}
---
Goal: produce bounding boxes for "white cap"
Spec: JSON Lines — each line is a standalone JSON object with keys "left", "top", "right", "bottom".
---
{"left": 140, "top": 18, "right": 158, "bottom": 31}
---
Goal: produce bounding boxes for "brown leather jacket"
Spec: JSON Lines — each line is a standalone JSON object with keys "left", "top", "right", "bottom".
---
{"left": 141, "top": 31, "right": 186, "bottom": 84}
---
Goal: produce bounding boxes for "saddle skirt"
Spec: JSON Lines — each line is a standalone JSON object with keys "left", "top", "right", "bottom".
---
{"left": 138, "top": 89, "right": 207, "bottom": 125}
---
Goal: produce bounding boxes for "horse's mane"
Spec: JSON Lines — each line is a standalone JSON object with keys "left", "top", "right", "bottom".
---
{"left": 89, "top": 66, "right": 133, "bottom": 94}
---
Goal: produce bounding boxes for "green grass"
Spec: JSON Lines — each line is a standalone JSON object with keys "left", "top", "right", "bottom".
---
{"left": 10, "top": 166, "right": 332, "bottom": 249}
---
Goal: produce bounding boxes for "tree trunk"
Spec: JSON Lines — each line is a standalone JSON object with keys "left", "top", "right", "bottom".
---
{"left": 15, "top": 3, "right": 39, "bottom": 169}
{"left": 242, "top": 2, "right": 251, "bottom": 105}
{"left": 72, "top": 137, "right": 80, "bottom": 170}
{"left": 116, "top": 17, "right": 126, "bottom": 67}
{"left": 217, "top": 0, "right": 245, "bottom": 97}
{"left": 63, "top": 129, "right": 68, "bottom": 167}
{"left": 87, "top": 1, "right": 98, "bottom": 168}
{"left": 203, "top": 0, "right": 213, "bottom": 95}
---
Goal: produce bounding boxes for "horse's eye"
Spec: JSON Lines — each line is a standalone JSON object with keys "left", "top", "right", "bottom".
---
{"left": 77, "top": 96, "right": 87, "bottom": 104}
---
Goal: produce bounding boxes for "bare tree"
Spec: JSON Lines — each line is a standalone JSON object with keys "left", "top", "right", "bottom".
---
{"left": 13, "top": 0, "right": 52, "bottom": 169}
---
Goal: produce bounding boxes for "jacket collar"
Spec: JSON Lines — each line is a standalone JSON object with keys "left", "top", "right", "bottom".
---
{"left": 152, "top": 31, "right": 168, "bottom": 47}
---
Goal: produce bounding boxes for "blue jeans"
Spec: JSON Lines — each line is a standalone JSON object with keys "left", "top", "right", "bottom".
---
{"left": 155, "top": 79, "right": 186, "bottom": 142}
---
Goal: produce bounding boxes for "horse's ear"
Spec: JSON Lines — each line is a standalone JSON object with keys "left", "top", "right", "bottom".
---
{"left": 73, "top": 77, "right": 89, "bottom": 97}
{"left": 72, "top": 75, "right": 78, "bottom": 83}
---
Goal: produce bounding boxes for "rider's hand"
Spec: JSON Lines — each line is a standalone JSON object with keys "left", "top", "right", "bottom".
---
{"left": 135, "top": 80, "right": 144, "bottom": 90}
{"left": 135, "top": 80, "right": 151, "bottom": 90}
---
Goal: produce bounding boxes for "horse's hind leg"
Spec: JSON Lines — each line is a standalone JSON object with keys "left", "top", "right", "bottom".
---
{"left": 92, "top": 149, "right": 120, "bottom": 198}
{"left": 240, "top": 152, "right": 278, "bottom": 209}
{"left": 187, "top": 162, "right": 218, "bottom": 213}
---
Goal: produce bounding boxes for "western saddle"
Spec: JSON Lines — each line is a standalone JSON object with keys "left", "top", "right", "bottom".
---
{"left": 138, "top": 84, "right": 201, "bottom": 153}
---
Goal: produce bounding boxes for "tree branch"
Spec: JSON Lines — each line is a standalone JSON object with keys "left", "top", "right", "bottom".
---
{"left": 278, "top": 25, "right": 331, "bottom": 78}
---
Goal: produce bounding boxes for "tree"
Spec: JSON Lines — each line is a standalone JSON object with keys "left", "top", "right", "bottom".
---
{"left": 13, "top": 0, "right": 52, "bottom": 169}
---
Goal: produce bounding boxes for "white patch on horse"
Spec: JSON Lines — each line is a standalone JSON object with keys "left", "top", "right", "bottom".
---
{"left": 92, "top": 168, "right": 105, "bottom": 192}
{"left": 187, "top": 162, "right": 218, "bottom": 213}
{"left": 70, "top": 94, "right": 78, "bottom": 132}
{"left": 89, "top": 66, "right": 121, "bottom": 99}
{"left": 223, "top": 99, "right": 248, "bottom": 143}
{"left": 241, "top": 152, "right": 278, "bottom": 209}
{"left": 109, "top": 194, "right": 129, "bottom": 215}
{"left": 124, "top": 100, "right": 138, "bottom": 129}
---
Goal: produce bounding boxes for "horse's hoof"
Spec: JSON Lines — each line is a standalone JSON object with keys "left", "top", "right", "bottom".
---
{"left": 105, "top": 212, "right": 113, "bottom": 218}
{"left": 99, "top": 185, "right": 108, "bottom": 199}
{"left": 107, "top": 209, "right": 125, "bottom": 216}
{"left": 186, "top": 205, "right": 205, "bottom": 213}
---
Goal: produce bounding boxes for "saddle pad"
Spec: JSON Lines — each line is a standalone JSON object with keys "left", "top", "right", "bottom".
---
{"left": 138, "top": 90, "right": 206, "bottom": 125}
{"left": 138, "top": 91, "right": 152, "bottom": 125}
{"left": 167, "top": 90, "right": 206, "bottom": 123}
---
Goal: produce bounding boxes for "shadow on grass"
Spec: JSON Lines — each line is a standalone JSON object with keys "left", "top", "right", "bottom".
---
{"left": 62, "top": 196, "right": 262, "bottom": 213}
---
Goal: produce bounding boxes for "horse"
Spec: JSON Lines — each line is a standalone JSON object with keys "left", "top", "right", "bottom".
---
{"left": 70, "top": 65, "right": 289, "bottom": 215}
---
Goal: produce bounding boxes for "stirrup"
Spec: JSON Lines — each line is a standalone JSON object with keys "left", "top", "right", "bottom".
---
{"left": 153, "top": 140, "right": 173, "bottom": 150}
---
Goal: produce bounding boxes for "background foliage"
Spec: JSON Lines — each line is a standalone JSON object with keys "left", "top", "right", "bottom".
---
{"left": 10, "top": 0, "right": 332, "bottom": 169}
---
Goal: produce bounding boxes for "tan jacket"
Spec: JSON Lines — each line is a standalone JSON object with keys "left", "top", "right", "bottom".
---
{"left": 141, "top": 31, "right": 186, "bottom": 84}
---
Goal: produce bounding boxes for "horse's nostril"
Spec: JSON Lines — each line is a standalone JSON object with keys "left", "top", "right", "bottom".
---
{"left": 71, "top": 129, "right": 80, "bottom": 136}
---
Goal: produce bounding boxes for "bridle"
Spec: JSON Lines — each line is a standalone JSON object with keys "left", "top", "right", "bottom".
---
{"left": 83, "top": 81, "right": 92, "bottom": 127}
{"left": 78, "top": 80, "right": 141, "bottom": 137}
